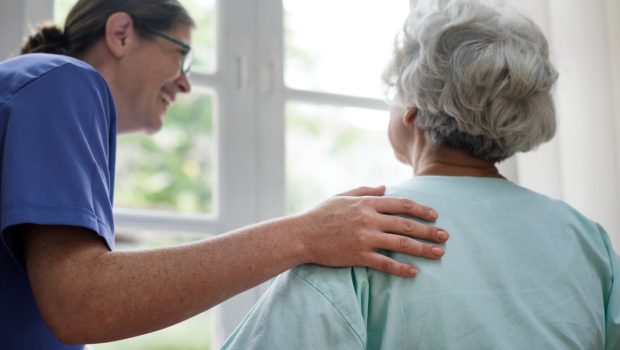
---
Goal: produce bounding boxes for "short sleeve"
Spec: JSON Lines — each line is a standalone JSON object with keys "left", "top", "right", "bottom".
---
{"left": 221, "top": 267, "right": 365, "bottom": 350}
{"left": 0, "top": 62, "right": 117, "bottom": 264}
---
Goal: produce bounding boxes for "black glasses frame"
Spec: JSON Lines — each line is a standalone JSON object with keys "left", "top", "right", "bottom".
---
{"left": 140, "top": 25, "right": 192, "bottom": 75}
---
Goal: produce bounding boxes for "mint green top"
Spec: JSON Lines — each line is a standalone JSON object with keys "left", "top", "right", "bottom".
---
{"left": 222, "top": 177, "right": 620, "bottom": 350}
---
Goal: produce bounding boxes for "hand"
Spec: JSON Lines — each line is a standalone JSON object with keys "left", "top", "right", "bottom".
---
{"left": 296, "top": 185, "right": 448, "bottom": 277}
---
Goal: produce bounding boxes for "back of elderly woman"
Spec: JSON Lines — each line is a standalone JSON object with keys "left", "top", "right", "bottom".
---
{"left": 221, "top": 0, "right": 620, "bottom": 349}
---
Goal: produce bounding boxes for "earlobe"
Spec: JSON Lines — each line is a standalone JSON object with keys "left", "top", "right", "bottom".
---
{"left": 104, "top": 12, "right": 135, "bottom": 58}
{"left": 402, "top": 107, "right": 418, "bottom": 127}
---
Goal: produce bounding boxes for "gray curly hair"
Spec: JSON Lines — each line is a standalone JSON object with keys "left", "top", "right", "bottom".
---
{"left": 383, "top": 0, "right": 558, "bottom": 162}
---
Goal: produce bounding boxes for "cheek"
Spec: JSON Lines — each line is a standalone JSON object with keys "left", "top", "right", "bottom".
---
{"left": 143, "top": 57, "right": 179, "bottom": 89}
{"left": 387, "top": 115, "right": 402, "bottom": 149}
{"left": 160, "top": 52, "right": 183, "bottom": 79}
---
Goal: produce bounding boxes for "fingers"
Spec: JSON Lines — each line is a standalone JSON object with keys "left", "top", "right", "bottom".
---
{"left": 300, "top": 192, "right": 446, "bottom": 279}
{"left": 379, "top": 215, "right": 449, "bottom": 243}
{"left": 364, "top": 253, "right": 418, "bottom": 277}
{"left": 361, "top": 197, "right": 438, "bottom": 222}
{"left": 373, "top": 233, "right": 445, "bottom": 259}
{"left": 337, "top": 185, "right": 386, "bottom": 197}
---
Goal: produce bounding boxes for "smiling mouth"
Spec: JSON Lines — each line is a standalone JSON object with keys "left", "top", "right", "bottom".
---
{"left": 160, "top": 92, "right": 173, "bottom": 107}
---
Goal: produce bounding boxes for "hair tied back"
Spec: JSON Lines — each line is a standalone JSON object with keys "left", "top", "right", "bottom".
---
{"left": 21, "top": 24, "right": 69, "bottom": 55}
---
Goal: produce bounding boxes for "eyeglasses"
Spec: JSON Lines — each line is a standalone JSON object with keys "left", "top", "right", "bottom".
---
{"left": 141, "top": 25, "right": 193, "bottom": 75}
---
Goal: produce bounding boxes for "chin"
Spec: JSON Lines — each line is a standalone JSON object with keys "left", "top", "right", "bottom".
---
{"left": 145, "top": 124, "right": 164, "bottom": 134}
{"left": 144, "top": 117, "right": 164, "bottom": 134}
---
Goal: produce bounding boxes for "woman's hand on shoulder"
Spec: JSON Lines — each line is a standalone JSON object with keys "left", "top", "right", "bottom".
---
{"left": 295, "top": 185, "right": 448, "bottom": 277}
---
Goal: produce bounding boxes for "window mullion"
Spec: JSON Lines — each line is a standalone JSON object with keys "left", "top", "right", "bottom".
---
{"left": 215, "top": 0, "right": 260, "bottom": 231}
{"left": 286, "top": 87, "right": 388, "bottom": 111}
{"left": 212, "top": 0, "right": 265, "bottom": 345}
{"left": 255, "top": 0, "right": 286, "bottom": 221}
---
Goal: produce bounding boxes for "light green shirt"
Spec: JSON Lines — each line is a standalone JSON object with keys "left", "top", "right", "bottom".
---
{"left": 222, "top": 177, "right": 620, "bottom": 350}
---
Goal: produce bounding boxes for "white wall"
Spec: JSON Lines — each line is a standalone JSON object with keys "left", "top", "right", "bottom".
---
{"left": 606, "top": 0, "right": 620, "bottom": 249}
{"left": 0, "top": 0, "right": 27, "bottom": 59}
{"left": 0, "top": 0, "right": 53, "bottom": 60}
{"left": 548, "top": 0, "right": 619, "bottom": 249}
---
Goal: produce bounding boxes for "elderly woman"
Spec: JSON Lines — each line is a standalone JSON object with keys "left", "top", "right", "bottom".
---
{"left": 221, "top": 0, "right": 620, "bottom": 349}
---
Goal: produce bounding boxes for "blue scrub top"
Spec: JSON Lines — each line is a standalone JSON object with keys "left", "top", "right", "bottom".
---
{"left": 0, "top": 53, "right": 117, "bottom": 349}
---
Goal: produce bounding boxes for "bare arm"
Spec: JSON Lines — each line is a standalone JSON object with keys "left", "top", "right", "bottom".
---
{"left": 24, "top": 187, "right": 447, "bottom": 344}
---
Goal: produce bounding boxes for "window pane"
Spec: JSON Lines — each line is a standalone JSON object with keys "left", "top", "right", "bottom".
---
{"left": 284, "top": 0, "right": 409, "bottom": 98}
{"left": 53, "top": 0, "right": 78, "bottom": 22}
{"left": 54, "top": 0, "right": 216, "bottom": 73}
{"left": 115, "top": 91, "right": 216, "bottom": 214}
{"left": 286, "top": 103, "right": 411, "bottom": 214}
{"left": 181, "top": 0, "right": 216, "bottom": 73}
{"left": 93, "top": 231, "right": 214, "bottom": 350}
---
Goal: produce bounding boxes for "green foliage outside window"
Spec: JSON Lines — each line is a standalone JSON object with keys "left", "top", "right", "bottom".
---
{"left": 53, "top": 1, "right": 217, "bottom": 349}
{"left": 115, "top": 93, "right": 215, "bottom": 214}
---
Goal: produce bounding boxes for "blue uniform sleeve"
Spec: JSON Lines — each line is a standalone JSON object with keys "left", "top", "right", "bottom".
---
{"left": 221, "top": 266, "right": 366, "bottom": 350}
{"left": 0, "top": 62, "right": 116, "bottom": 265}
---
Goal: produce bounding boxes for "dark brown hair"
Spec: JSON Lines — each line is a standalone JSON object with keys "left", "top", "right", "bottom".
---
{"left": 20, "top": 0, "right": 195, "bottom": 56}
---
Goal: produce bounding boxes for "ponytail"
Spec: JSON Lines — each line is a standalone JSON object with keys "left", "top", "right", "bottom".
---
{"left": 20, "top": 24, "right": 69, "bottom": 55}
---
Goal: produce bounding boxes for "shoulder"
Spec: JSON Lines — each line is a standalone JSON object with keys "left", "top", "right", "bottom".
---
{"left": 291, "top": 265, "right": 370, "bottom": 319}
{"left": 292, "top": 264, "right": 355, "bottom": 286}
{"left": 386, "top": 176, "right": 594, "bottom": 220}
{"left": 222, "top": 266, "right": 367, "bottom": 350}
{"left": 0, "top": 53, "right": 109, "bottom": 105}
{"left": 1, "top": 53, "right": 115, "bottom": 133}
{"left": 291, "top": 264, "right": 371, "bottom": 298}
{"left": 387, "top": 175, "right": 608, "bottom": 243}
{"left": 0, "top": 53, "right": 97, "bottom": 78}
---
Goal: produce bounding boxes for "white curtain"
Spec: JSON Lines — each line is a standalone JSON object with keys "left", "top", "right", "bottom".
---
{"left": 507, "top": 0, "right": 620, "bottom": 251}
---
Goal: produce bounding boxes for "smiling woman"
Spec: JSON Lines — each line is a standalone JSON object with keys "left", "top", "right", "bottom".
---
{"left": 85, "top": 12, "right": 193, "bottom": 133}
{"left": 56, "top": 0, "right": 216, "bottom": 216}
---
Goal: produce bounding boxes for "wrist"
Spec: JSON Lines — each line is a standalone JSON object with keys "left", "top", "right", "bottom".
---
{"left": 281, "top": 212, "right": 315, "bottom": 265}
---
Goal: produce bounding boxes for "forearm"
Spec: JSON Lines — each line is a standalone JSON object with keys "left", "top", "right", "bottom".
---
{"left": 26, "top": 188, "right": 447, "bottom": 344}
{"left": 26, "top": 216, "right": 309, "bottom": 344}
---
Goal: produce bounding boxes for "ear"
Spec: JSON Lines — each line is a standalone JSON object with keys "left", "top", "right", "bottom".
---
{"left": 401, "top": 107, "right": 418, "bottom": 127}
{"left": 104, "top": 12, "right": 136, "bottom": 58}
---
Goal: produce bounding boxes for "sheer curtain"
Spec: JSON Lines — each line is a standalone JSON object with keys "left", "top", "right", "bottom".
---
{"left": 509, "top": 0, "right": 620, "bottom": 250}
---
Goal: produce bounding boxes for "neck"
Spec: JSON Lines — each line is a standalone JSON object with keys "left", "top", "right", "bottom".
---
{"left": 408, "top": 128, "right": 504, "bottom": 179}
{"left": 78, "top": 43, "right": 134, "bottom": 134}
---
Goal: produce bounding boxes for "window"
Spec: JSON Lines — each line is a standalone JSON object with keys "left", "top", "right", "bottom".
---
{"left": 284, "top": 1, "right": 411, "bottom": 213}
{"left": 51, "top": 0, "right": 414, "bottom": 347}
{"left": 55, "top": 1, "right": 218, "bottom": 349}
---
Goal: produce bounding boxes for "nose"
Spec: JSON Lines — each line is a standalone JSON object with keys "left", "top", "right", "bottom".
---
{"left": 175, "top": 73, "right": 191, "bottom": 94}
